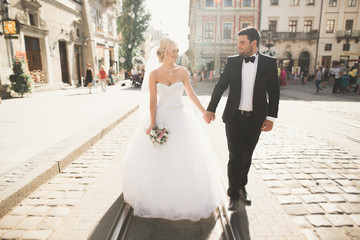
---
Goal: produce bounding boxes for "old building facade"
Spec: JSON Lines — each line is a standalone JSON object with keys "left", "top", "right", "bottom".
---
{"left": 317, "top": 0, "right": 360, "bottom": 69}
{"left": 0, "top": 0, "right": 120, "bottom": 94}
{"left": 260, "top": 0, "right": 321, "bottom": 74}
{"left": 188, "top": 0, "right": 260, "bottom": 77}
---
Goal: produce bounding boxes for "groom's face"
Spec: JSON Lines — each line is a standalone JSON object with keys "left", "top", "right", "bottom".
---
{"left": 237, "top": 35, "right": 257, "bottom": 57}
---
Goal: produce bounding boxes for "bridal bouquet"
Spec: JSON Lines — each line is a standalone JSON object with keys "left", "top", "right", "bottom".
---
{"left": 149, "top": 125, "right": 169, "bottom": 146}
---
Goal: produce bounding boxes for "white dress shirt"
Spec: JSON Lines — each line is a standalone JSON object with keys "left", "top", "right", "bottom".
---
{"left": 238, "top": 52, "right": 275, "bottom": 122}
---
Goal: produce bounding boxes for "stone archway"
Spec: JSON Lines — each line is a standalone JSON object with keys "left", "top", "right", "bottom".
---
{"left": 299, "top": 51, "right": 310, "bottom": 72}
{"left": 281, "top": 52, "right": 293, "bottom": 72}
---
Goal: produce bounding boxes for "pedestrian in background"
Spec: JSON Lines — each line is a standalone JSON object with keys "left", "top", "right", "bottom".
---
{"left": 315, "top": 66, "right": 323, "bottom": 93}
{"left": 355, "top": 64, "right": 360, "bottom": 94}
{"left": 84, "top": 63, "right": 94, "bottom": 94}
{"left": 108, "top": 66, "right": 114, "bottom": 85}
{"left": 280, "top": 67, "right": 287, "bottom": 87}
{"left": 99, "top": 65, "right": 107, "bottom": 92}
{"left": 332, "top": 62, "right": 342, "bottom": 93}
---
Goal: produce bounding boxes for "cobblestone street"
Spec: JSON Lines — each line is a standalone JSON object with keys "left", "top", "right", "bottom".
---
{"left": 0, "top": 81, "right": 359, "bottom": 239}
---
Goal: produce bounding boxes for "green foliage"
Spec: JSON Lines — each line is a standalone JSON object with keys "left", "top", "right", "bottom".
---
{"left": 117, "top": 0, "right": 150, "bottom": 71}
{"left": 9, "top": 56, "right": 33, "bottom": 97}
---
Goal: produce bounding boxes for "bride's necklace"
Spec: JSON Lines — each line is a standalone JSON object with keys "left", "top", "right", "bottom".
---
{"left": 163, "top": 65, "right": 176, "bottom": 76}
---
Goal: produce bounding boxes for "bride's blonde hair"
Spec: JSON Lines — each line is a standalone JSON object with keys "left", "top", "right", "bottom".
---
{"left": 156, "top": 36, "right": 178, "bottom": 62}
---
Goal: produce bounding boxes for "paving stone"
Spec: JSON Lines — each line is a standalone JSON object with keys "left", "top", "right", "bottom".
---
{"left": 338, "top": 203, "right": 360, "bottom": 214}
{"left": 37, "top": 217, "right": 63, "bottom": 230}
{"left": 292, "top": 174, "right": 310, "bottom": 180}
{"left": 290, "top": 188, "right": 310, "bottom": 195}
{"left": 315, "top": 227, "right": 347, "bottom": 240}
{"left": 265, "top": 180, "right": 285, "bottom": 188}
{"left": 0, "top": 230, "right": 26, "bottom": 239}
{"left": 310, "top": 173, "right": 328, "bottom": 179}
{"left": 336, "top": 179, "right": 355, "bottom": 186}
{"left": 27, "top": 206, "right": 52, "bottom": 216}
{"left": 327, "top": 215, "right": 354, "bottom": 227}
{"left": 324, "top": 194, "right": 346, "bottom": 203}
{"left": 47, "top": 206, "right": 71, "bottom": 217}
{"left": 0, "top": 216, "right": 23, "bottom": 229}
{"left": 304, "top": 204, "right": 325, "bottom": 215}
{"left": 323, "top": 185, "right": 343, "bottom": 193}
{"left": 349, "top": 215, "right": 360, "bottom": 226}
{"left": 342, "top": 174, "right": 360, "bottom": 180}
{"left": 342, "top": 194, "right": 360, "bottom": 204}
{"left": 298, "top": 180, "right": 317, "bottom": 187}
{"left": 21, "top": 230, "right": 52, "bottom": 240}
{"left": 340, "top": 186, "right": 360, "bottom": 194}
{"left": 16, "top": 217, "right": 43, "bottom": 230}
{"left": 344, "top": 227, "right": 360, "bottom": 240}
{"left": 270, "top": 188, "right": 291, "bottom": 195}
{"left": 292, "top": 216, "right": 312, "bottom": 228}
{"left": 282, "top": 204, "right": 308, "bottom": 216}
{"left": 319, "top": 203, "right": 343, "bottom": 214}
{"left": 300, "top": 229, "right": 319, "bottom": 240}
{"left": 309, "top": 186, "right": 326, "bottom": 194}
{"left": 306, "top": 215, "right": 332, "bottom": 227}
{"left": 9, "top": 206, "right": 33, "bottom": 216}
{"left": 300, "top": 195, "right": 327, "bottom": 204}
{"left": 276, "top": 195, "right": 302, "bottom": 205}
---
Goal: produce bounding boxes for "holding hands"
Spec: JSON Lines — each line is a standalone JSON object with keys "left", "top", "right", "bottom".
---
{"left": 203, "top": 111, "right": 215, "bottom": 124}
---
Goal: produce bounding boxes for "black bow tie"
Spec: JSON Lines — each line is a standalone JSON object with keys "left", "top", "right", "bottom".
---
{"left": 244, "top": 56, "right": 256, "bottom": 63}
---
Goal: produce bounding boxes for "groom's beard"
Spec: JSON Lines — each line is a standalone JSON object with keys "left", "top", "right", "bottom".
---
{"left": 239, "top": 45, "right": 254, "bottom": 57}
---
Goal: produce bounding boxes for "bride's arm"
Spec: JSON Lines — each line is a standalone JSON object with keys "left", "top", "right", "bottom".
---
{"left": 146, "top": 72, "right": 157, "bottom": 135}
{"left": 182, "top": 68, "right": 206, "bottom": 114}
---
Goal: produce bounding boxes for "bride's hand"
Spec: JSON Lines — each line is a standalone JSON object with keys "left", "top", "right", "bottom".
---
{"left": 146, "top": 124, "right": 156, "bottom": 135}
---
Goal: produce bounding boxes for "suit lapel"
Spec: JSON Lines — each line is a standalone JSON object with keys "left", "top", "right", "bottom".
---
{"left": 236, "top": 55, "right": 243, "bottom": 92}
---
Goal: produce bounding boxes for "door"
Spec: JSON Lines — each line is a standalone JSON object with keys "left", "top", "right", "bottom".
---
{"left": 25, "top": 36, "right": 42, "bottom": 71}
{"left": 59, "top": 41, "right": 69, "bottom": 83}
{"left": 299, "top": 51, "right": 310, "bottom": 71}
{"left": 321, "top": 56, "right": 332, "bottom": 69}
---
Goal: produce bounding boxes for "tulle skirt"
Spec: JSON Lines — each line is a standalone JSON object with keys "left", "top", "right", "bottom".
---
{"left": 122, "top": 105, "right": 225, "bottom": 221}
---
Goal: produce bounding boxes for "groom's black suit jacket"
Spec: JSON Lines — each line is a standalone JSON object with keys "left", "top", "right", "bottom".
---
{"left": 207, "top": 53, "right": 280, "bottom": 127}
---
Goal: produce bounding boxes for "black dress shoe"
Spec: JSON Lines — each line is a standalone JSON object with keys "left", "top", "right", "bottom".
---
{"left": 228, "top": 200, "right": 239, "bottom": 211}
{"left": 239, "top": 189, "right": 251, "bottom": 206}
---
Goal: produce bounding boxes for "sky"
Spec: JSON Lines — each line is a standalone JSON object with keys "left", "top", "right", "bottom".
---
{"left": 144, "top": 0, "right": 190, "bottom": 53}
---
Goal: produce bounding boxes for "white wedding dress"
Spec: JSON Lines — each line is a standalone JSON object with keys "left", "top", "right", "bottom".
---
{"left": 122, "top": 81, "right": 224, "bottom": 221}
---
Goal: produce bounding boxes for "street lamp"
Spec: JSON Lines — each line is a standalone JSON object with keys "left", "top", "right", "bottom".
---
{"left": 261, "top": 31, "right": 277, "bottom": 57}
{"left": 2, "top": 0, "right": 10, "bottom": 19}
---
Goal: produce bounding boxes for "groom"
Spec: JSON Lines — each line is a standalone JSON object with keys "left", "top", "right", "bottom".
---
{"left": 203, "top": 27, "right": 280, "bottom": 210}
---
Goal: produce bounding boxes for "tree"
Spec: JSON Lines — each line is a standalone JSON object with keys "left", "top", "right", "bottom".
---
{"left": 9, "top": 55, "right": 33, "bottom": 97}
{"left": 117, "top": 0, "right": 150, "bottom": 71}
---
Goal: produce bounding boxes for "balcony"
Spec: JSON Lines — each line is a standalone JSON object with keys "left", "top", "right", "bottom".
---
{"left": 336, "top": 30, "right": 360, "bottom": 43}
{"left": 261, "top": 30, "right": 319, "bottom": 42}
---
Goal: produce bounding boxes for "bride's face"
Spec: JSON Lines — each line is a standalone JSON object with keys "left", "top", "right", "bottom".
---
{"left": 165, "top": 48, "right": 179, "bottom": 63}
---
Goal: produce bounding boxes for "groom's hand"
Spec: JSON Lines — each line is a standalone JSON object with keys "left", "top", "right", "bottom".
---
{"left": 203, "top": 111, "right": 215, "bottom": 124}
{"left": 261, "top": 119, "right": 273, "bottom": 132}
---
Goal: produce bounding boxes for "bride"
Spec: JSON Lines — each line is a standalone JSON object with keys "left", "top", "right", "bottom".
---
{"left": 122, "top": 36, "right": 224, "bottom": 221}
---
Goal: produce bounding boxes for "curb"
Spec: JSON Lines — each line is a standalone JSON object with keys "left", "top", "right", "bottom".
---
{"left": 0, "top": 105, "right": 139, "bottom": 218}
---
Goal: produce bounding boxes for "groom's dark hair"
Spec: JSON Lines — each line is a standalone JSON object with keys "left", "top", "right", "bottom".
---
{"left": 238, "top": 27, "right": 260, "bottom": 47}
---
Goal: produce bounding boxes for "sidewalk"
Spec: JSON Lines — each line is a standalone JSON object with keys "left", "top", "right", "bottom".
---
{"left": 0, "top": 82, "right": 141, "bottom": 218}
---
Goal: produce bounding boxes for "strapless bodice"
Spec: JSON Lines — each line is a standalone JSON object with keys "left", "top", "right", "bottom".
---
{"left": 157, "top": 81, "right": 184, "bottom": 110}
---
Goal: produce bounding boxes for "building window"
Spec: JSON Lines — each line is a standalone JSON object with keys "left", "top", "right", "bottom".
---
{"left": 304, "top": 20, "right": 312, "bottom": 32}
{"left": 269, "top": 20, "right": 277, "bottom": 32}
{"left": 289, "top": 20, "right": 297, "bottom": 32}
{"left": 271, "top": 0, "right": 279, "bottom": 5}
{"left": 343, "top": 44, "right": 350, "bottom": 51}
{"left": 348, "top": 0, "right": 357, "bottom": 7}
{"left": 326, "top": 19, "right": 335, "bottom": 33}
{"left": 242, "top": 23, "right": 251, "bottom": 29}
{"left": 223, "top": 23, "right": 232, "bottom": 39}
{"left": 307, "top": 0, "right": 315, "bottom": 5}
{"left": 243, "top": 0, "right": 251, "bottom": 7}
{"left": 325, "top": 43, "right": 332, "bottom": 51}
{"left": 224, "top": 0, "right": 232, "bottom": 7}
{"left": 290, "top": 0, "right": 299, "bottom": 5}
{"left": 205, "top": 23, "right": 214, "bottom": 39}
{"left": 329, "top": 0, "right": 337, "bottom": 7}
{"left": 108, "top": 16, "right": 113, "bottom": 36}
{"left": 205, "top": 0, "right": 214, "bottom": 7}
{"left": 29, "top": 13, "right": 35, "bottom": 26}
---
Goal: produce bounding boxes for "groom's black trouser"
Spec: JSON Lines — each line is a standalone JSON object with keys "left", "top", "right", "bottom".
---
{"left": 225, "top": 111, "right": 261, "bottom": 201}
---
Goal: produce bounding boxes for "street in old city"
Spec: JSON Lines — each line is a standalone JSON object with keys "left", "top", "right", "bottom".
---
{"left": 0, "top": 81, "right": 359, "bottom": 240}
